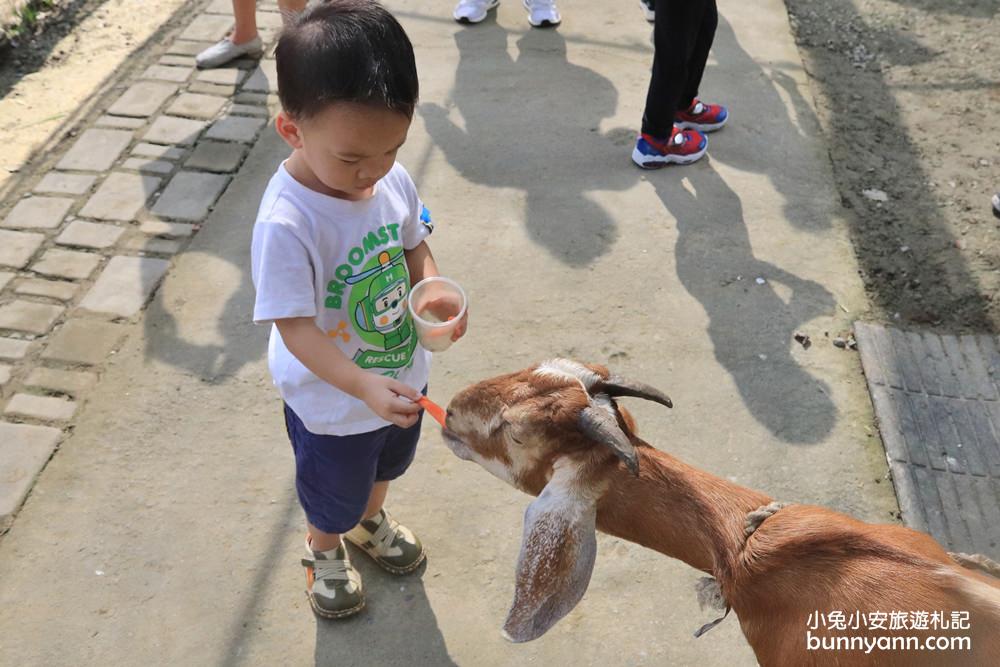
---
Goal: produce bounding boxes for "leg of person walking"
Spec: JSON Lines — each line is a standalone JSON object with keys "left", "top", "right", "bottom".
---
{"left": 633, "top": 0, "right": 711, "bottom": 168}
{"left": 678, "top": 0, "right": 716, "bottom": 112}
{"left": 673, "top": 0, "right": 729, "bottom": 133}
{"left": 230, "top": 0, "right": 259, "bottom": 44}
{"left": 197, "top": 0, "right": 307, "bottom": 69}
{"left": 197, "top": 0, "right": 264, "bottom": 69}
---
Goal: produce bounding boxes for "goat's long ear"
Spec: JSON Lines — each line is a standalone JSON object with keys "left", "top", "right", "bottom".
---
{"left": 579, "top": 397, "right": 639, "bottom": 475}
{"left": 502, "top": 476, "right": 598, "bottom": 643}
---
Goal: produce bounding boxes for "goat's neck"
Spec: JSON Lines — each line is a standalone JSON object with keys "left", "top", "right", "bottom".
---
{"left": 594, "top": 445, "right": 772, "bottom": 582}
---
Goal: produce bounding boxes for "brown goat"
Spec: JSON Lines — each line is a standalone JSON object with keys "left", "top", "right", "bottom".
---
{"left": 441, "top": 359, "right": 1000, "bottom": 666}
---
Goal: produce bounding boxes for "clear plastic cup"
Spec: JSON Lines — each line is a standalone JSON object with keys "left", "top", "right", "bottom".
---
{"left": 408, "top": 277, "right": 467, "bottom": 352}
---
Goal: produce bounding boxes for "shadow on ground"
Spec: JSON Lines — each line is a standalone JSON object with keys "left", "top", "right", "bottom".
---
{"left": 313, "top": 558, "right": 457, "bottom": 667}
{"left": 653, "top": 161, "right": 837, "bottom": 443}
{"left": 424, "top": 14, "right": 839, "bottom": 443}
{"left": 420, "top": 17, "right": 638, "bottom": 267}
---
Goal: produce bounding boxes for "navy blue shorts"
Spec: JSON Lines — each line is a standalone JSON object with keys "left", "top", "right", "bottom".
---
{"left": 283, "top": 401, "right": 424, "bottom": 534}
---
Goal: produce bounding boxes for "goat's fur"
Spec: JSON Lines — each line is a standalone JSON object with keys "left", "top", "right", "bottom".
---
{"left": 442, "top": 360, "right": 1000, "bottom": 666}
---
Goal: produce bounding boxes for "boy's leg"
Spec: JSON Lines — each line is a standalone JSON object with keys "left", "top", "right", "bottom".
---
{"left": 345, "top": 414, "right": 426, "bottom": 575}
{"left": 285, "top": 404, "right": 389, "bottom": 618}
{"left": 346, "top": 491, "right": 426, "bottom": 575}
{"left": 307, "top": 522, "right": 342, "bottom": 552}
{"left": 306, "top": 480, "right": 385, "bottom": 558}
{"left": 364, "top": 480, "right": 390, "bottom": 519}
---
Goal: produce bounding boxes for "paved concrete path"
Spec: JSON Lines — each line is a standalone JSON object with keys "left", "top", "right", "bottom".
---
{"left": 1, "top": 0, "right": 279, "bottom": 530}
{"left": 0, "top": 1, "right": 898, "bottom": 665}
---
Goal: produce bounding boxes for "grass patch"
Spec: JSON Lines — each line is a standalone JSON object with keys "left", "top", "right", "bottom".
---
{"left": 3, "top": 0, "right": 58, "bottom": 41}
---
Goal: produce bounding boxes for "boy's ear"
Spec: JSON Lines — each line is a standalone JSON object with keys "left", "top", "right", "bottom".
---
{"left": 502, "top": 470, "right": 598, "bottom": 643}
{"left": 275, "top": 110, "right": 304, "bottom": 150}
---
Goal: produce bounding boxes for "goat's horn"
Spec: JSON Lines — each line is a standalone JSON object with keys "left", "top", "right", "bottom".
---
{"left": 579, "top": 405, "right": 639, "bottom": 476}
{"left": 596, "top": 375, "right": 673, "bottom": 409}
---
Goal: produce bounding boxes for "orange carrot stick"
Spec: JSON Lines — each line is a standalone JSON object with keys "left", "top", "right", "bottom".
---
{"left": 417, "top": 396, "right": 447, "bottom": 426}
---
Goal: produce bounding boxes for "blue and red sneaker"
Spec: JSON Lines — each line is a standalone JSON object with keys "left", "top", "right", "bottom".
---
{"left": 632, "top": 127, "right": 707, "bottom": 168}
{"left": 674, "top": 99, "right": 729, "bottom": 132}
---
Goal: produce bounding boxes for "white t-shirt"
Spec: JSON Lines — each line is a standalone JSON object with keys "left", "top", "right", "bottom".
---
{"left": 251, "top": 161, "right": 433, "bottom": 436}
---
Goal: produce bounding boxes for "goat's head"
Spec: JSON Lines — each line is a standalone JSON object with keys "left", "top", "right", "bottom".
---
{"left": 442, "top": 358, "right": 672, "bottom": 642}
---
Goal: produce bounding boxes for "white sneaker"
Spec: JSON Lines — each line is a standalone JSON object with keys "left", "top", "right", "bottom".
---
{"left": 639, "top": 0, "right": 655, "bottom": 22}
{"left": 453, "top": 0, "right": 499, "bottom": 24}
{"left": 195, "top": 35, "right": 264, "bottom": 69}
{"left": 523, "top": 0, "right": 561, "bottom": 27}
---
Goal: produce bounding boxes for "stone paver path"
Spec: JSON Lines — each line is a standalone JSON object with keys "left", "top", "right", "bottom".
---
{"left": 856, "top": 322, "right": 1000, "bottom": 558}
{"left": 0, "top": 0, "right": 283, "bottom": 529}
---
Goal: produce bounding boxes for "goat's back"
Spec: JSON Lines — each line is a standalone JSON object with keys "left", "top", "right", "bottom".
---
{"left": 729, "top": 504, "right": 1000, "bottom": 666}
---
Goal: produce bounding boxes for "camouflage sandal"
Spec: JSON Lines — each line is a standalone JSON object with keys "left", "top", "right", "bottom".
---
{"left": 344, "top": 508, "right": 426, "bottom": 575}
{"left": 301, "top": 537, "right": 365, "bottom": 619}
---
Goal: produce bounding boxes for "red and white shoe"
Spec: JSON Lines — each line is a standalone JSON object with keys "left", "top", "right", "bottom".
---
{"left": 674, "top": 99, "right": 729, "bottom": 132}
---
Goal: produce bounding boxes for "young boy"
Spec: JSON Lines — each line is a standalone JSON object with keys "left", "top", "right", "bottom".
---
{"left": 251, "top": 0, "right": 467, "bottom": 619}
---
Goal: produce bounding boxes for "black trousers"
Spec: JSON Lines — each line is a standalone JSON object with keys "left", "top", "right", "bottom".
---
{"left": 641, "top": 0, "right": 719, "bottom": 138}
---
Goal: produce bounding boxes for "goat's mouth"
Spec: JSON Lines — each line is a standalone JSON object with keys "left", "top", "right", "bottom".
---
{"left": 441, "top": 427, "right": 474, "bottom": 461}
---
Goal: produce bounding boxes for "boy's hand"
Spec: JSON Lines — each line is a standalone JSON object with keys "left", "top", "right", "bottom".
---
{"left": 416, "top": 295, "right": 469, "bottom": 343}
{"left": 450, "top": 308, "right": 469, "bottom": 342}
{"left": 359, "top": 375, "right": 422, "bottom": 428}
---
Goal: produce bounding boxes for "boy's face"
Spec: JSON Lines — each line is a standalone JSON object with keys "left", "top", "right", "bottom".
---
{"left": 277, "top": 102, "right": 411, "bottom": 200}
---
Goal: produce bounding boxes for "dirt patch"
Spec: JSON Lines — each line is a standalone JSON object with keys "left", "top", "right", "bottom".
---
{"left": 0, "top": 0, "right": 195, "bottom": 195}
{"left": 784, "top": 0, "right": 1000, "bottom": 332}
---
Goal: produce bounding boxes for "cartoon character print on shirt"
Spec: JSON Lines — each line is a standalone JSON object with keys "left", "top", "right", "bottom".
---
{"left": 347, "top": 249, "right": 413, "bottom": 349}
{"left": 325, "top": 223, "right": 420, "bottom": 377}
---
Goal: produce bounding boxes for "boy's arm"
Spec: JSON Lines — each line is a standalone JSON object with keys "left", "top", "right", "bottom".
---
{"left": 404, "top": 240, "right": 439, "bottom": 284}
{"left": 275, "top": 317, "right": 421, "bottom": 427}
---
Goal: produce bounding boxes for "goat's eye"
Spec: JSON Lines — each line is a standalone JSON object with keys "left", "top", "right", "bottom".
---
{"left": 501, "top": 420, "right": 524, "bottom": 445}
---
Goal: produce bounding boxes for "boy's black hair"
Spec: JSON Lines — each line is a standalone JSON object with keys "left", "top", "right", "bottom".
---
{"left": 276, "top": 0, "right": 418, "bottom": 119}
